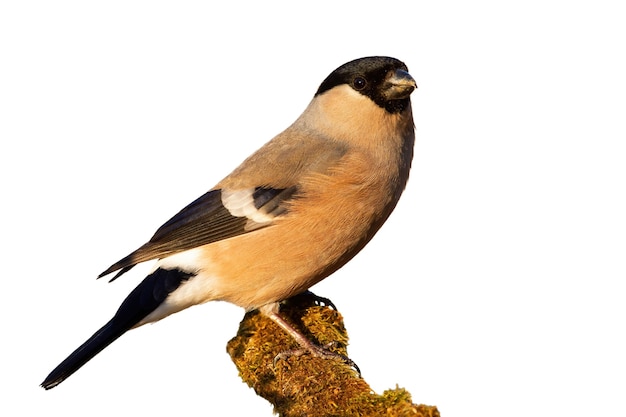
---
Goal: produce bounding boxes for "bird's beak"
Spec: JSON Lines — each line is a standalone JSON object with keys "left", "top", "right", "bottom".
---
{"left": 382, "top": 69, "right": 417, "bottom": 100}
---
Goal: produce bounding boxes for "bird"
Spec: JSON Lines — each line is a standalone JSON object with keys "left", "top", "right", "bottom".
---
{"left": 41, "top": 56, "right": 417, "bottom": 390}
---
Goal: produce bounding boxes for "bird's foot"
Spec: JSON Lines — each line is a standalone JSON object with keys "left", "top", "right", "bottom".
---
{"left": 285, "top": 290, "right": 337, "bottom": 310}
{"left": 273, "top": 341, "right": 361, "bottom": 375}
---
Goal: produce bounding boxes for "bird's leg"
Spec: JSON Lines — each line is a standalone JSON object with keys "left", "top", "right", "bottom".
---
{"left": 259, "top": 301, "right": 361, "bottom": 375}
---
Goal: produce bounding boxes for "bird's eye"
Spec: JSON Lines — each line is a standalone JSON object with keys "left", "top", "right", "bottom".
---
{"left": 353, "top": 76, "right": 367, "bottom": 90}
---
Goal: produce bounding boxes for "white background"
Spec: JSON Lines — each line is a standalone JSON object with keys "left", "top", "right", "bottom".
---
{"left": 2, "top": 1, "right": 625, "bottom": 416}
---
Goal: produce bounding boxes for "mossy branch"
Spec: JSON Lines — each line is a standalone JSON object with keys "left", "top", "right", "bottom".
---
{"left": 227, "top": 292, "right": 439, "bottom": 417}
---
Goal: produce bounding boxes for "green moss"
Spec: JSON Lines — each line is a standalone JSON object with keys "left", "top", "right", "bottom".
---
{"left": 226, "top": 293, "right": 439, "bottom": 417}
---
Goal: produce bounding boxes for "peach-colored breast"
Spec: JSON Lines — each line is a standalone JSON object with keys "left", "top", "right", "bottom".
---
{"left": 199, "top": 151, "right": 400, "bottom": 310}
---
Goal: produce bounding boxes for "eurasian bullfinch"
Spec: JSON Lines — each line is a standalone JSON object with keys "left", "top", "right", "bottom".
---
{"left": 41, "top": 56, "right": 417, "bottom": 389}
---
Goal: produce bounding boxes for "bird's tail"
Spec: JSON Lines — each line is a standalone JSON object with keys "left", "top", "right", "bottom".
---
{"left": 41, "top": 267, "right": 195, "bottom": 389}
{"left": 40, "top": 318, "right": 130, "bottom": 389}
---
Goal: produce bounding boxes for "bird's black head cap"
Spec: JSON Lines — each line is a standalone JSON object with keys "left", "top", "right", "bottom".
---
{"left": 315, "top": 56, "right": 415, "bottom": 114}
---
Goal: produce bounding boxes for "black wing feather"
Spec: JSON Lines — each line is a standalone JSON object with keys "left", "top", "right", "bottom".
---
{"left": 99, "top": 187, "right": 297, "bottom": 279}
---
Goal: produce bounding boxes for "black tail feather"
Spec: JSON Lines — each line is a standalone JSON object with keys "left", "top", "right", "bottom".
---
{"left": 41, "top": 319, "right": 129, "bottom": 389}
{"left": 41, "top": 267, "right": 194, "bottom": 389}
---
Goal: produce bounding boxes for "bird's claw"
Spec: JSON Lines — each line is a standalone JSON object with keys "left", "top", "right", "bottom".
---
{"left": 285, "top": 290, "right": 338, "bottom": 310}
{"left": 273, "top": 342, "right": 361, "bottom": 376}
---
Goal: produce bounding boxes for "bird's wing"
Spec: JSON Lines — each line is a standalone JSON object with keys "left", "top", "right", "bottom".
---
{"left": 99, "top": 186, "right": 298, "bottom": 280}
{"left": 99, "top": 135, "right": 347, "bottom": 281}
